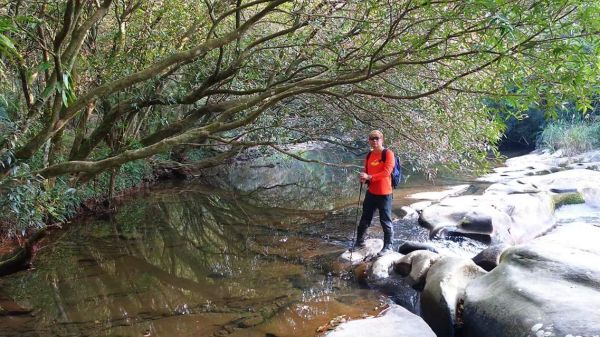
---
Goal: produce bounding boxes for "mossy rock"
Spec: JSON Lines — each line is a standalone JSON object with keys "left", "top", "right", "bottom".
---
{"left": 552, "top": 192, "right": 585, "bottom": 209}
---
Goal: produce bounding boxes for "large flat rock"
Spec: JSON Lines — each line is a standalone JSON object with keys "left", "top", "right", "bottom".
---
{"left": 419, "top": 193, "right": 555, "bottom": 244}
{"left": 492, "top": 169, "right": 600, "bottom": 194}
{"left": 407, "top": 185, "right": 470, "bottom": 202}
{"left": 421, "top": 257, "right": 486, "bottom": 337}
{"left": 339, "top": 239, "right": 384, "bottom": 264}
{"left": 325, "top": 304, "right": 437, "bottom": 337}
{"left": 478, "top": 150, "right": 567, "bottom": 183}
{"left": 420, "top": 168, "right": 600, "bottom": 244}
{"left": 462, "top": 223, "right": 600, "bottom": 337}
{"left": 479, "top": 150, "right": 600, "bottom": 184}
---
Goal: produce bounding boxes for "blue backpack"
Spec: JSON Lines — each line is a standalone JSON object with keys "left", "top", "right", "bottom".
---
{"left": 365, "top": 148, "right": 403, "bottom": 188}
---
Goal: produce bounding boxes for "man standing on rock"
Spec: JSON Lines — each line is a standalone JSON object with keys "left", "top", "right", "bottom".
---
{"left": 354, "top": 130, "right": 395, "bottom": 256}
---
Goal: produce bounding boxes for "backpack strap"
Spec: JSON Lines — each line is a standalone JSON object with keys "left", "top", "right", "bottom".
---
{"left": 365, "top": 151, "right": 372, "bottom": 173}
{"left": 381, "top": 148, "right": 388, "bottom": 163}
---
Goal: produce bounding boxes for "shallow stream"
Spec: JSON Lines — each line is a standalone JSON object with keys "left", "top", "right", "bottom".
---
{"left": 2, "top": 149, "right": 576, "bottom": 337}
{"left": 0, "top": 181, "right": 390, "bottom": 337}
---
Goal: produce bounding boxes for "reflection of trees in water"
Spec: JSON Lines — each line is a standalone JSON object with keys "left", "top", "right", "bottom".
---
{"left": 226, "top": 148, "right": 360, "bottom": 210}
{"left": 1, "top": 186, "right": 351, "bottom": 336}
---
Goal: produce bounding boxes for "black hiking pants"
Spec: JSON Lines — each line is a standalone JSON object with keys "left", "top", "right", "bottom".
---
{"left": 357, "top": 191, "right": 394, "bottom": 246}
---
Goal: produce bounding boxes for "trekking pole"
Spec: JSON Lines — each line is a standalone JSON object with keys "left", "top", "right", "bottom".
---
{"left": 350, "top": 182, "right": 364, "bottom": 260}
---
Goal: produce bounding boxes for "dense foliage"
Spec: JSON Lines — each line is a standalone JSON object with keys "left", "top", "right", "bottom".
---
{"left": 0, "top": 0, "right": 599, "bottom": 235}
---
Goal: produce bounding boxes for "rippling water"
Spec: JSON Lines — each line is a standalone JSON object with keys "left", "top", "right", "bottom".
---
{"left": 555, "top": 203, "right": 600, "bottom": 227}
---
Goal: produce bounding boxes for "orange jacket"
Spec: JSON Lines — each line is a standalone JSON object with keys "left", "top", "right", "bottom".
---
{"left": 364, "top": 149, "right": 394, "bottom": 195}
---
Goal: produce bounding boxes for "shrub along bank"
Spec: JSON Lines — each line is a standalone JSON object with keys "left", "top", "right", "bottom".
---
{"left": 0, "top": 159, "right": 154, "bottom": 238}
{"left": 537, "top": 118, "right": 600, "bottom": 155}
{"left": 0, "top": 157, "right": 160, "bottom": 274}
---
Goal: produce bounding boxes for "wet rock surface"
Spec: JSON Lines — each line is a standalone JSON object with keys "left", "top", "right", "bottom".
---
{"left": 325, "top": 304, "right": 436, "bottom": 337}
{"left": 368, "top": 252, "right": 403, "bottom": 281}
{"left": 340, "top": 149, "right": 600, "bottom": 337}
{"left": 419, "top": 192, "right": 555, "bottom": 244}
{"left": 339, "top": 239, "right": 384, "bottom": 265}
{"left": 462, "top": 223, "right": 600, "bottom": 337}
{"left": 471, "top": 243, "right": 510, "bottom": 271}
{"left": 418, "top": 168, "right": 600, "bottom": 245}
{"left": 395, "top": 250, "right": 441, "bottom": 289}
{"left": 397, "top": 241, "right": 439, "bottom": 255}
{"left": 420, "top": 257, "right": 486, "bottom": 337}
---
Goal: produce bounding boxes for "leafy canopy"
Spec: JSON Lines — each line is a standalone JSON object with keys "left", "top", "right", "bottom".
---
{"left": 0, "top": 0, "right": 598, "bottom": 180}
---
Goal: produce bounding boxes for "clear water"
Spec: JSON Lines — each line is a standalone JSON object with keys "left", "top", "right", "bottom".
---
{"left": 0, "top": 149, "right": 495, "bottom": 337}
{"left": 554, "top": 203, "right": 600, "bottom": 227}
{"left": 0, "top": 183, "right": 388, "bottom": 337}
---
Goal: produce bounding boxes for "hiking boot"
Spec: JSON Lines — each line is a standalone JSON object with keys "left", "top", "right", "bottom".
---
{"left": 377, "top": 244, "right": 394, "bottom": 257}
{"left": 350, "top": 241, "right": 366, "bottom": 252}
{"left": 351, "top": 225, "right": 368, "bottom": 251}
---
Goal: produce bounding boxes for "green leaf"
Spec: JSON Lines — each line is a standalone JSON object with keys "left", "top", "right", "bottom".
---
{"left": 61, "top": 89, "right": 69, "bottom": 107}
{"left": 41, "top": 82, "right": 55, "bottom": 98}
{"left": 37, "top": 61, "right": 52, "bottom": 72}
{"left": 0, "top": 33, "right": 18, "bottom": 57}
{"left": 0, "top": 33, "right": 15, "bottom": 49}
{"left": 62, "top": 73, "right": 70, "bottom": 90}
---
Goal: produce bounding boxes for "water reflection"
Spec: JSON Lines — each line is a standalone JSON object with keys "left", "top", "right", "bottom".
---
{"left": 224, "top": 147, "right": 360, "bottom": 210}
{"left": 0, "top": 184, "right": 385, "bottom": 337}
{"left": 0, "top": 147, "right": 495, "bottom": 337}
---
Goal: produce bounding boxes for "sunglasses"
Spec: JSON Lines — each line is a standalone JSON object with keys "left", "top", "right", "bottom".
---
{"left": 368, "top": 136, "right": 380, "bottom": 141}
